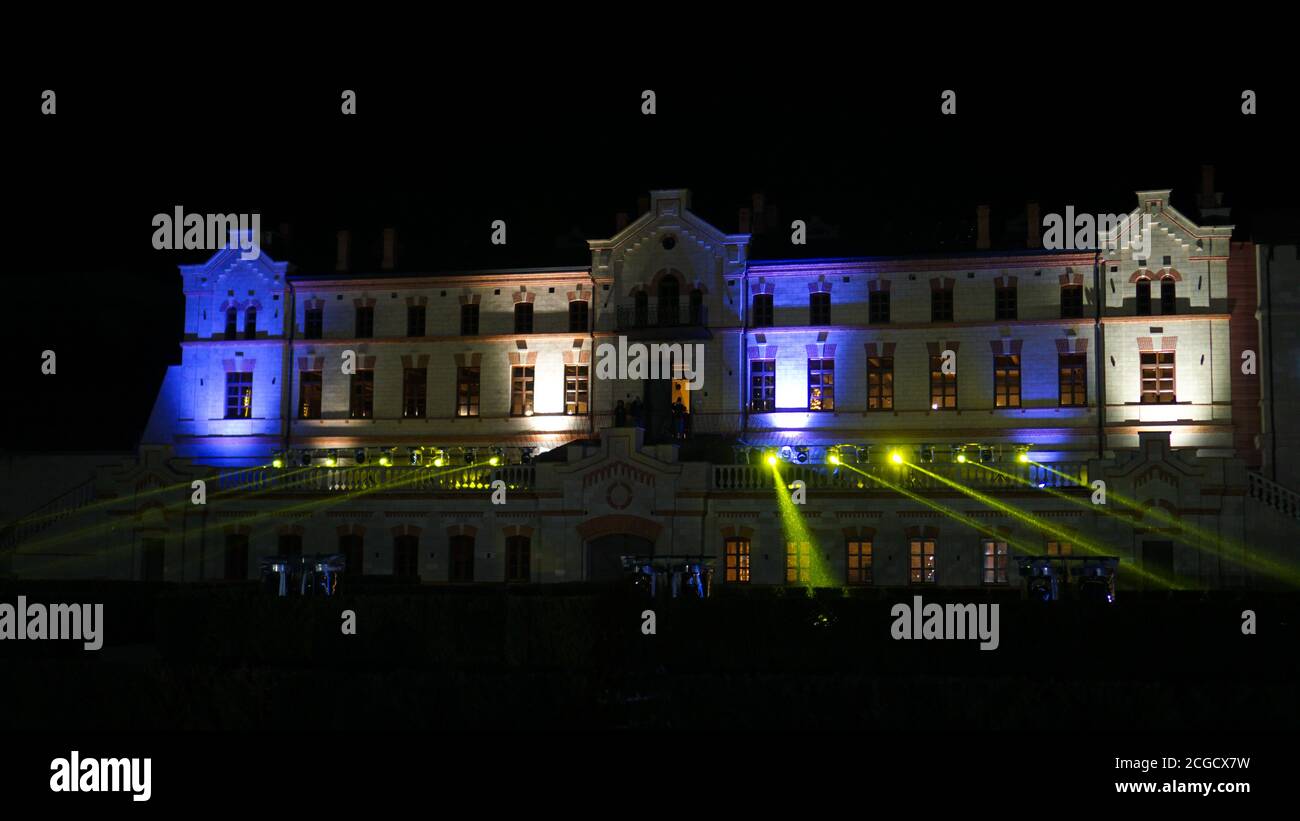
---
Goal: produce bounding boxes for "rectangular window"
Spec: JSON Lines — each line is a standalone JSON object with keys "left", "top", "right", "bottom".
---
{"left": 349, "top": 370, "right": 374, "bottom": 419}
{"left": 1140, "top": 351, "right": 1176, "bottom": 403}
{"left": 298, "top": 371, "right": 322, "bottom": 419}
{"left": 993, "top": 354, "right": 1021, "bottom": 408}
{"left": 785, "top": 541, "right": 813, "bottom": 584}
{"left": 724, "top": 537, "right": 750, "bottom": 583}
{"left": 244, "top": 309, "right": 257, "bottom": 340}
{"left": 808, "top": 358, "right": 835, "bottom": 411}
{"left": 355, "top": 306, "right": 374, "bottom": 338}
{"left": 868, "top": 290, "right": 890, "bottom": 324}
{"left": 1061, "top": 285, "right": 1084, "bottom": 319}
{"left": 511, "top": 365, "right": 535, "bottom": 416}
{"left": 449, "top": 535, "right": 474, "bottom": 582}
{"left": 931, "top": 286, "right": 954, "bottom": 322}
{"left": 565, "top": 364, "right": 589, "bottom": 415}
{"left": 749, "top": 359, "right": 775, "bottom": 412}
{"left": 809, "top": 292, "right": 831, "bottom": 325}
{"left": 569, "top": 300, "right": 589, "bottom": 332}
{"left": 304, "top": 307, "right": 323, "bottom": 339}
{"left": 929, "top": 354, "right": 957, "bottom": 410}
{"left": 402, "top": 367, "right": 427, "bottom": 418}
{"left": 340, "top": 533, "right": 363, "bottom": 577}
{"left": 910, "top": 538, "right": 937, "bottom": 584}
{"left": 456, "top": 367, "right": 480, "bottom": 417}
{"left": 394, "top": 534, "right": 419, "bottom": 578}
{"left": 752, "top": 293, "right": 774, "bottom": 327}
{"left": 1058, "top": 353, "right": 1087, "bottom": 407}
{"left": 846, "top": 540, "right": 873, "bottom": 585}
{"left": 461, "top": 303, "right": 479, "bottom": 336}
{"left": 224, "top": 309, "right": 238, "bottom": 341}
{"left": 867, "top": 356, "right": 894, "bottom": 410}
{"left": 1046, "top": 541, "right": 1072, "bottom": 557}
{"left": 514, "top": 302, "right": 534, "bottom": 334}
{"left": 406, "top": 305, "right": 426, "bottom": 337}
{"left": 505, "top": 535, "right": 530, "bottom": 583}
{"left": 982, "top": 539, "right": 1009, "bottom": 584}
{"left": 995, "top": 285, "right": 1017, "bottom": 321}
{"left": 225, "top": 372, "right": 253, "bottom": 419}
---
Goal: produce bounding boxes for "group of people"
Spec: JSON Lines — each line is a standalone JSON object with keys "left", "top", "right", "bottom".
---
{"left": 613, "top": 395, "right": 691, "bottom": 440}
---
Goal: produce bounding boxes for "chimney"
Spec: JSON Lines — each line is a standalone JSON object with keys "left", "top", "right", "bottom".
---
{"left": 615, "top": 212, "right": 629, "bottom": 231}
{"left": 382, "top": 227, "right": 396, "bottom": 271}
{"left": 752, "top": 192, "right": 766, "bottom": 230}
{"left": 1026, "top": 202, "right": 1041, "bottom": 248}
{"left": 336, "top": 229, "right": 351, "bottom": 272}
{"left": 738, "top": 207, "right": 752, "bottom": 234}
{"left": 976, "top": 205, "right": 991, "bottom": 250}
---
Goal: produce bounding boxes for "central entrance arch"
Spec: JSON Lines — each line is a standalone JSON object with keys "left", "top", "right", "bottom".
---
{"left": 577, "top": 514, "right": 663, "bottom": 582}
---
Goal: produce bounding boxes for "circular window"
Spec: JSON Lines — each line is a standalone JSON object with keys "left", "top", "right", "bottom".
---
{"left": 661, "top": 235, "right": 676, "bottom": 250}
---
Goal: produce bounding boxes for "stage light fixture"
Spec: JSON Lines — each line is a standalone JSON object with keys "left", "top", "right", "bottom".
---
{"left": 489, "top": 455, "right": 501, "bottom": 466}
{"left": 795, "top": 447, "right": 809, "bottom": 464}
{"left": 354, "top": 449, "right": 367, "bottom": 464}
{"left": 779, "top": 445, "right": 793, "bottom": 462}
{"left": 300, "top": 451, "right": 313, "bottom": 467}
{"left": 766, "top": 453, "right": 778, "bottom": 466}
{"left": 1017, "top": 451, "right": 1030, "bottom": 463}
{"left": 890, "top": 450, "right": 904, "bottom": 465}
{"left": 827, "top": 452, "right": 840, "bottom": 466}
{"left": 956, "top": 453, "right": 967, "bottom": 463}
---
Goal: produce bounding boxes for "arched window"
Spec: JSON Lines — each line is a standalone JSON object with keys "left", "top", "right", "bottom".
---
{"left": 1135, "top": 278, "right": 1152, "bottom": 316}
{"left": 658, "top": 277, "right": 680, "bottom": 326}
{"left": 244, "top": 307, "right": 257, "bottom": 340}
{"left": 224, "top": 308, "right": 238, "bottom": 340}
{"left": 449, "top": 534, "right": 475, "bottom": 582}
{"left": 1160, "top": 276, "right": 1176, "bottom": 315}
{"left": 505, "top": 535, "right": 530, "bottom": 583}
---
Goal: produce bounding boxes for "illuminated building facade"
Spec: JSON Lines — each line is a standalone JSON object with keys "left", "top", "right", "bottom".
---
{"left": 5, "top": 189, "right": 1298, "bottom": 589}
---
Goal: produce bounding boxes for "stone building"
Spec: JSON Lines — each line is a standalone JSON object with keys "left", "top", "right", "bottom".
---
{"left": 4, "top": 189, "right": 1297, "bottom": 590}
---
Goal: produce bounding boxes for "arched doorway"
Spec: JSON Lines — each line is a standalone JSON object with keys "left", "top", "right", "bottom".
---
{"left": 585, "top": 533, "right": 655, "bottom": 582}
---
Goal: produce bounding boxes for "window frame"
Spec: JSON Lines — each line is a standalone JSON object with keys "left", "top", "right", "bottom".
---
{"left": 224, "top": 371, "right": 253, "bottom": 419}
{"left": 931, "top": 286, "right": 954, "bottom": 322}
{"left": 514, "top": 301, "right": 534, "bottom": 334}
{"left": 1058, "top": 353, "right": 1087, "bottom": 407}
{"left": 510, "top": 364, "right": 535, "bottom": 417}
{"left": 298, "top": 370, "right": 322, "bottom": 419}
{"left": 929, "top": 354, "right": 957, "bottom": 410}
{"left": 807, "top": 357, "right": 835, "bottom": 411}
{"left": 846, "top": 539, "right": 873, "bottom": 585}
{"left": 724, "top": 537, "right": 751, "bottom": 583}
{"left": 994, "top": 284, "right": 1017, "bottom": 321}
{"left": 460, "top": 303, "right": 480, "bottom": 336}
{"left": 867, "top": 355, "right": 894, "bottom": 410}
{"left": 564, "top": 364, "right": 589, "bottom": 415}
{"left": 982, "top": 539, "right": 1009, "bottom": 585}
{"left": 909, "top": 538, "right": 937, "bottom": 584}
{"left": 1140, "top": 350, "right": 1176, "bottom": 404}
{"left": 993, "top": 353, "right": 1021, "bottom": 408}
{"left": 406, "top": 305, "right": 426, "bottom": 338}
{"left": 349, "top": 369, "right": 375, "bottom": 419}
{"left": 752, "top": 293, "right": 774, "bottom": 327}
{"left": 456, "top": 366, "right": 481, "bottom": 417}
{"left": 749, "top": 358, "right": 776, "bottom": 412}
{"left": 402, "top": 366, "right": 427, "bottom": 419}
{"left": 354, "top": 305, "right": 374, "bottom": 339}
{"left": 809, "top": 291, "right": 831, "bottom": 325}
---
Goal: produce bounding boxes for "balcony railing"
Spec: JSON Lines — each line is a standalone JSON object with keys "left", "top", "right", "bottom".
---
{"left": 616, "top": 301, "right": 707, "bottom": 331}
{"left": 216, "top": 465, "right": 535, "bottom": 494}
{"left": 1248, "top": 471, "right": 1300, "bottom": 520}
{"left": 712, "top": 462, "right": 1088, "bottom": 491}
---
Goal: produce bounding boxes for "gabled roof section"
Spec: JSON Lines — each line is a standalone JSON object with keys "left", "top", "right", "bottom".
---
{"left": 179, "top": 230, "right": 289, "bottom": 292}
{"left": 587, "top": 189, "right": 750, "bottom": 276}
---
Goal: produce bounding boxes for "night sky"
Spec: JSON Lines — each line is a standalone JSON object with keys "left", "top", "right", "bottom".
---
{"left": 6, "top": 68, "right": 1297, "bottom": 452}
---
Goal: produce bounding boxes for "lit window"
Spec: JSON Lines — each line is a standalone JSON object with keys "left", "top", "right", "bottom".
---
{"left": 750, "top": 359, "right": 775, "bottom": 411}
{"left": 298, "top": 371, "right": 322, "bottom": 419}
{"left": 786, "top": 541, "right": 813, "bottom": 584}
{"left": 808, "top": 358, "right": 835, "bottom": 411}
{"left": 225, "top": 372, "right": 253, "bottom": 419}
{"left": 867, "top": 356, "right": 894, "bottom": 410}
{"left": 910, "top": 538, "right": 936, "bottom": 584}
{"left": 456, "top": 367, "right": 480, "bottom": 417}
{"left": 511, "top": 365, "right": 535, "bottom": 416}
{"left": 1140, "top": 351, "right": 1175, "bottom": 403}
{"left": 930, "top": 354, "right": 957, "bottom": 409}
{"left": 993, "top": 354, "right": 1021, "bottom": 408}
{"left": 847, "top": 540, "right": 873, "bottom": 585}
{"left": 565, "top": 364, "right": 589, "bottom": 415}
{"left": 1058, "top": 354, "right": 1087, "bottom": 407}
{"left": 982, "top": 539, "right": 1009, "bottom": 584}
{"left": 724, "top": 537, "right": 750, "bottom": 583}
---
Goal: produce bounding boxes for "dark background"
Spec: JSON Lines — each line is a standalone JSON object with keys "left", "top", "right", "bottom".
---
{"left": 5, "top": 65, "right": 1297, "bottom": 452}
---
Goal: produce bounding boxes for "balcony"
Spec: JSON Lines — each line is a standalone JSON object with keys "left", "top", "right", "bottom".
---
{"left": 615, "top": 301, "right": 709, "bottom": 336}
{"left": 712, "top": 461, "right": 1088, "bottom": 492}
{"left": 216, "top": 465, "right": 535, "bottom": 494}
